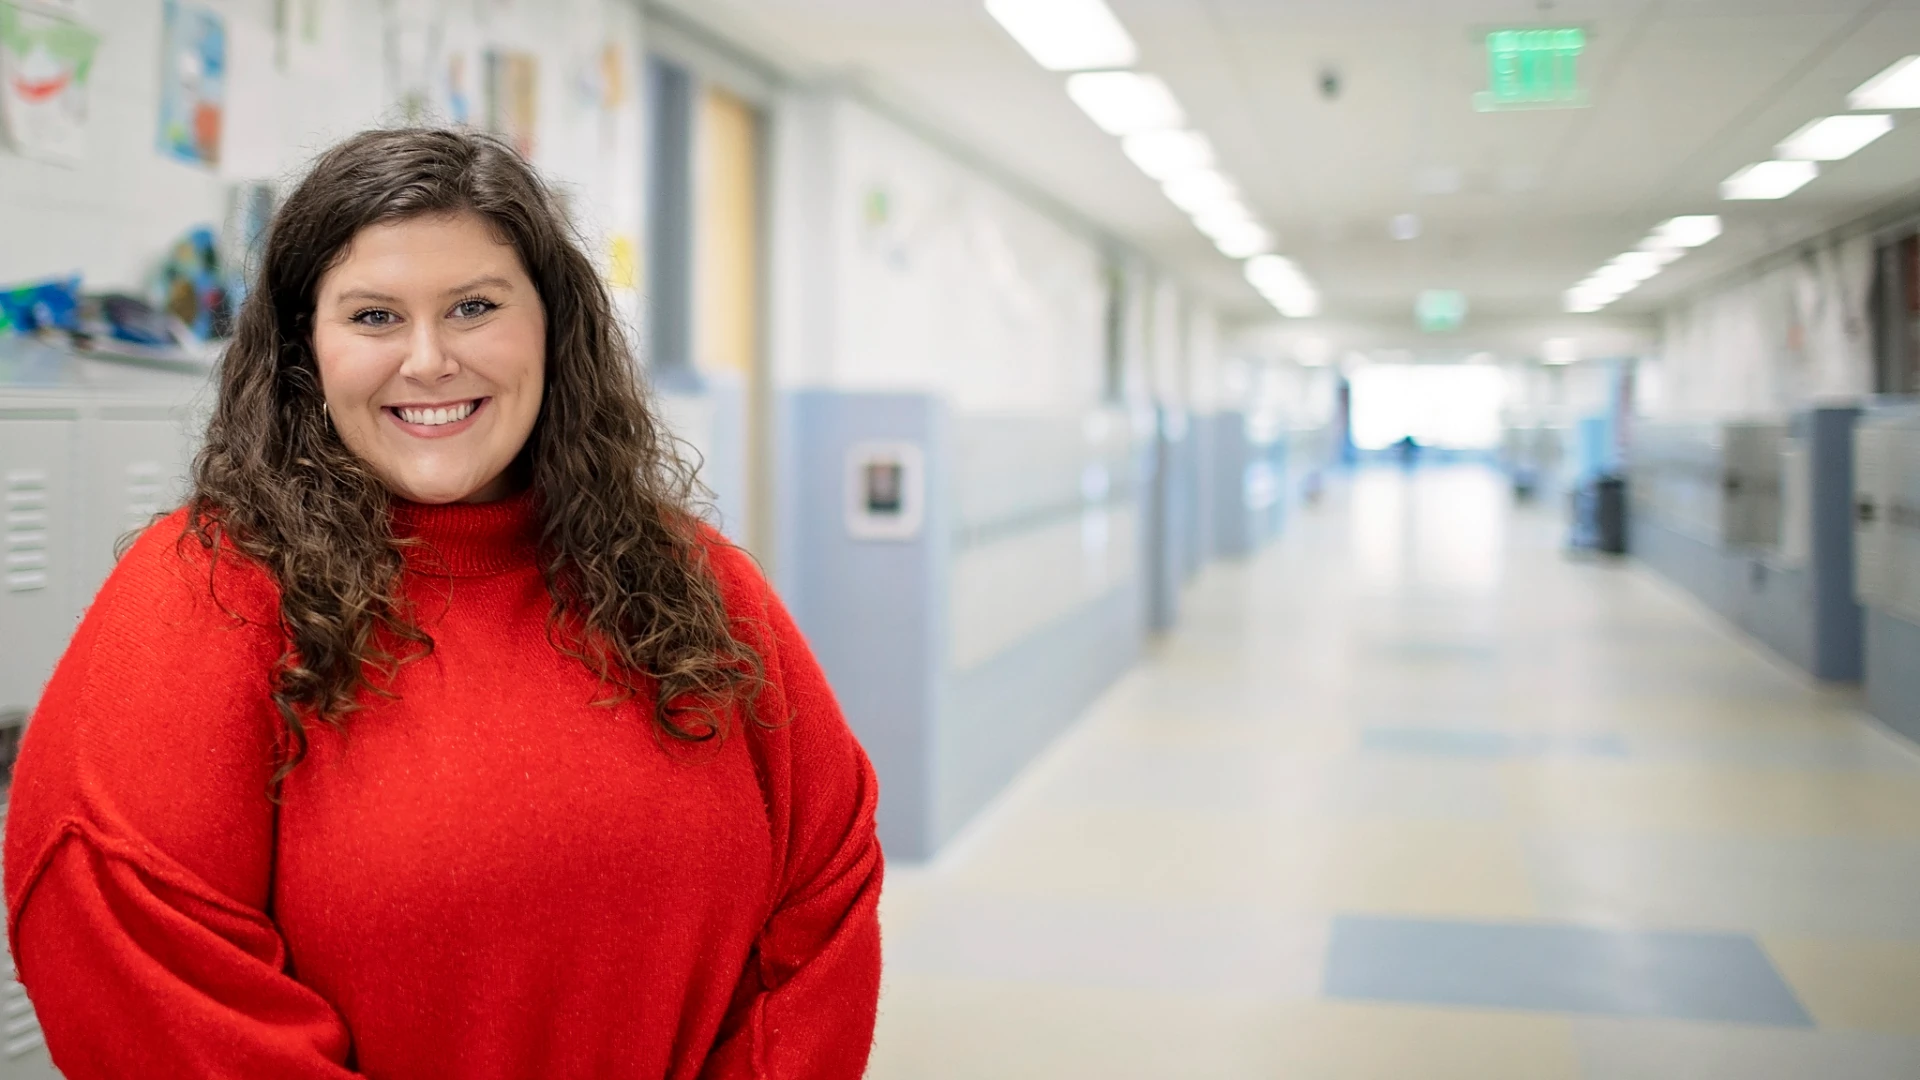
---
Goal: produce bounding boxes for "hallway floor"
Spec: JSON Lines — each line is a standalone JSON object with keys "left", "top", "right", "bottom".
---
{"left": 868, "top": 466, "right": 1920, "bottom": 1079}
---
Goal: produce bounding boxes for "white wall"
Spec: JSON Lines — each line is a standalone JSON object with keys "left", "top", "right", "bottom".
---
{"left": 1648, "top": 233, "right": 1875, "bottom": 419}
{"left": 770, "top": 90, "right": 1109, "bottom": 416}
{"left": 2, "top": 0, "right": 646, "bottom": 318}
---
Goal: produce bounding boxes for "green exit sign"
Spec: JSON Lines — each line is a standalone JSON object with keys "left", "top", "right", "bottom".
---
{"left": 1417, "top": 290, "right": 1467, "bottom": 333}
{"left": 1475, "top": 27, "right": 1587, "bottom": 111}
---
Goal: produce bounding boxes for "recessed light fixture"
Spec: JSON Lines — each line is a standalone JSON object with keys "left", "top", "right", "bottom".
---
{"left": 1162, "top": 169, "right": 1238, "bottom": 214}
{"left": 1776, "top": 114, "right": 1894, "bottom": 161}
{"left": 1191, "top": 203, "right": 1257, "bottom": 239}
{"left": 984, "top": 0, "right": 1138, "bottom": 72}
{"left": 1720, "top": 160, "right": 1819, "bottom": 200}
{"left": 1121, "top": 130, "right": 1214, "bottom": 180}
{"left": 1065, "top": 71, "right": 1185, "bottom": 135}
{"left": 1210, "top": 222, "right": 1272, "bottom": 259}
{"left": 1565, "top": 290, "right": 1604, "bottom": 314}
{"left": 1648, "top": 215, "right": 1722, "bottom": 248}
{"left": 1606, "top": 251, "right": 1666, "bottom": 281}
{"left": 1849, "top": 55, "right": 1920, "bottom": 110}
{"left": 1544, "top": 338, "right": 1579, "bottom": 365}
{"left": 1389, "top": 213, "right": 1421, "bottom": 241}
{"left": 1245, "top": 255, "right": 1319, "bottom": 318}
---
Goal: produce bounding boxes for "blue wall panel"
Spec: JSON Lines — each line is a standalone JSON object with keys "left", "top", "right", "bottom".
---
{"left": 1630, "top": 408, "right": 1862, "bottom": 683}
{"left": 1867, "top": 608, "right": 1920, "bottom": 745}
{"left": 788, "top": 390, "right": 948, "bottom": 859}
{"left": 938, "top": 582, "right": 1143, "bottom": 847}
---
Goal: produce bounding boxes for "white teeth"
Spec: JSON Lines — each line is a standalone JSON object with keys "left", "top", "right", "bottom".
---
{"left": 397, "top": 401, "right": 478, "bottom": 426}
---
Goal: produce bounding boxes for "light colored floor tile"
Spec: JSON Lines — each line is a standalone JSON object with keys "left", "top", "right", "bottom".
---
{"left": 1526, "top": 831, "right": 1920, "bottom": 938}
{"left": 1503, "top": 761, "right": 1920, "bottom": 836}
{"left": 886, "top": 891, "right": 1327, "bottom": 998}
{"left": 1255, "top": 1001, "right": 1583, "bottom": 1080}
{"left": 1762, "top": 937, "right": 1920, "bottom": 1034}
{"left": 1574, "top": 1017, "right": 1920, "bottom": 1080}
{"left": 866, "top": 976, "right": 1282, "bottom": 1080}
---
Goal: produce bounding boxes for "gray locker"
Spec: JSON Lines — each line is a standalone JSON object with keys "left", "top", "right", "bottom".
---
{"left": 1856, "top": 422, "right": 1895, "bottom": 607}
{"left": 0, "top": 413, "right": 79, "bottom": 718}
{"left": 0, "top": 349, "right": 210, "bottom": 1080}
{"left": 1893, "top": 426, "right": 1920, "bottom": 626}
{"left": 74, "top": 407, "right": 197, "bottom": 605}
{"left": 1723, "top": 421, "right": 1787, "bottom": 551}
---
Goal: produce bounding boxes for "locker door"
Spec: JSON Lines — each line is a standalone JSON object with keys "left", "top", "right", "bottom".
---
{"left": 1892, "top": 426, "right": 1920, "bottom": 625}
{"left": 0, "top": 805, "right": 59, "bottom": 1078}
{"left": 1856, "top": 424, "right": 1892, "bottom": 607}
{"left": 75, "top": 409, "right": 196, "bottom": 610}
{"left": 0, "top": 415, "right": 78, "bottom": 716}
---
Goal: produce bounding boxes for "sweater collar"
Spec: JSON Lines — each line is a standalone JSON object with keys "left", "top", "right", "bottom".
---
{"left": 389, "top": 488, "right": 541, "bottom": 577}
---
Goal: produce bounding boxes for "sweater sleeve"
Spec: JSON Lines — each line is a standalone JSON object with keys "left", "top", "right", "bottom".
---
{"left": 4, "top": 518, "right": 359, "bottom": 1078}
{"left": 700, "top": 540, "right": 884, "bottom": 1080}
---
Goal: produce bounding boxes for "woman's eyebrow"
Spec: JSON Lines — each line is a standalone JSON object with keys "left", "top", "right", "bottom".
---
{"left": 444, "top": 275, "right": 514, "bottom": 295}
{"left": 331, "top": 277, "right": 514, "bottom": 305}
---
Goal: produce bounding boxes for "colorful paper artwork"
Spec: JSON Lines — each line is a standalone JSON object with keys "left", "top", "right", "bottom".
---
{"left": 157, "top": 0, "right": 226, "bottom": 167}
{"left": 606, "top": 235, "right": 637, "bottom": 290}
{"left": 484, "top": 49, "right": 537, "bottom": 158}
{"left": 0, "top": 3, "right": 101, "bottom": 163}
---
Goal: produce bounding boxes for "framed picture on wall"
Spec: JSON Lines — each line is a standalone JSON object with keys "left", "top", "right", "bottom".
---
{"left": 845, "top": 442, "right": 925, "bottom": 542}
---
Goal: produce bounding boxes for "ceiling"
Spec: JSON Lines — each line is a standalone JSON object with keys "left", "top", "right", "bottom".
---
{"left": 655, "top": 0, "right": 1920, "bottom": 339}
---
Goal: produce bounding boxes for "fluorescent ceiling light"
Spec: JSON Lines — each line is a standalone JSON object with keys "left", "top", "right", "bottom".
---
{"left": 1606, "top": 251, "right": 1665, "bottom": 281}
{"left": 984, "top": 0, "right": 1138, "bottom": 72}
{"left": 1245, "top": 254, "right": 1303, "bottom": 291}
{"left": 1777, "top": 114, "right": 1893, "bottom": 161}
{"left": 1544, "top": 338, "right": 1579, "bottom": 365}
{"left": 1209, "top": 222, "right": 1272, "bottom": 259}
{"left": 1121, "top": 130, "right": 1214, "bottom": 181}
{"left": 1721, "top": 160, "right": 1818, "bottom": 200}
{"left": 1650, "top": 214, "right": 1723, "bottom": 248}
{"left": 1065, "top": 71, "right": 1185, "bottom": 135}
{"left": 1191, "top": 203, "right": 1257, "bottom": 239}
{"left": 1245, "top": 255, "right": 1319, "bottom": 318}
{"left": 1626, "top": 244, "right": 1684, "bottom": 266}
{"left": 1269, "top": 290, "right": 1319, "bottom": 318}
{"left": 1849, "top": 55, "right": 1920, "bottom": 110}
{"left": 1565, "top": 290, "right": 1605, "bottom": 314}
{"left": 1162, "top": 169, "right": 1238, "bottom": 214}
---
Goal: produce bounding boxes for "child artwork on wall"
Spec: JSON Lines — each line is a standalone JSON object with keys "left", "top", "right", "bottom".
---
{"left": 157, "top": 0, "right": 226, "bottom": 167}
{"left": 484, "top": 49, "right": 536, "bottom": 158}
{"left": 0, "top": 3, "right": 100, "bottom": 163}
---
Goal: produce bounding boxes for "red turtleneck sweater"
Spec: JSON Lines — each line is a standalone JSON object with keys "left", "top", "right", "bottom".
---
{"left": 4, "top": 493, "right": 882, "bottom": 1079}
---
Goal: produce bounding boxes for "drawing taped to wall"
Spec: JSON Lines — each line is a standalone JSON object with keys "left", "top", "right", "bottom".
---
{"left": 157, "top": 0, "right": 226, "bottom": 167}
{"left": 484, "top": 49, "right": 536, "bottom": 158}
{"left": 0, "top": 3, "right": 100, "bottom": 163}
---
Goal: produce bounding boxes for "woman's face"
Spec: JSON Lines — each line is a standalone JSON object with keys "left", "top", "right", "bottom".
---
{"left": 312, "top": 211, "right": 547, "bottom": 504}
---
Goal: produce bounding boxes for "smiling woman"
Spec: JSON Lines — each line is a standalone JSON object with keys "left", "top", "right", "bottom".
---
{"left": 3, "top": 129, "right": 882, "bottom": 1080}
{"left": 313, "top": 217, "right": 548, "bottom": 505}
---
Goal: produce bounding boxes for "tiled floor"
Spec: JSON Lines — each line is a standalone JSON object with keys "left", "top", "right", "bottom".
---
{"left": 869, "top": 466, "right": 1920, "bottom": 1079}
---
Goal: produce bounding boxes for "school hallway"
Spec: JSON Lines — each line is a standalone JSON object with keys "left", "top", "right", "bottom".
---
{"left": 870, "top": 465, "right": 1920, "bottom": 1080}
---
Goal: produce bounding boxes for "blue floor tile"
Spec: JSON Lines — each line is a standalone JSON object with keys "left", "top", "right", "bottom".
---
{"left": 1323, "top": 915, "right": 1813, "bottom": 1026}
{"left": 1360, "top": 727, "right": 1631, "bottom": 759}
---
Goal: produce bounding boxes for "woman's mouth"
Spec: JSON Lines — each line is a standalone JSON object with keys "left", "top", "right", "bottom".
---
{"left": 386, "top": 398, "right": 488, "bottom": 436}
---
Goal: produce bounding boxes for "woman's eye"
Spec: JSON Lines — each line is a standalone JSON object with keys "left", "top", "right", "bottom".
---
{"left": 351, "top": 309, "right": 397, "bottom": 327}
{"left": 452, "top": 298, "right": 497, "bottom": 319}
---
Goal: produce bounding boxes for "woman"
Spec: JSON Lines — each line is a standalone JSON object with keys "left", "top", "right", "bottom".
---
{"left": 4, "top": 128, "right": 883, "bottom": 1079}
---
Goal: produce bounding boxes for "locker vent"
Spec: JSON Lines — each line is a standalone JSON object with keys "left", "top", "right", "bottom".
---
{"left": 0, "top": 800, "right": 44, "bottom": 1060}
{"left": 124, "top": 461, "right": 163, "bottom": 533}
{"left": 0, "top": 956, "right": 40, "bottom": 1059}
{"left": 3, "top": 470, "right": 49, "bottom": 594}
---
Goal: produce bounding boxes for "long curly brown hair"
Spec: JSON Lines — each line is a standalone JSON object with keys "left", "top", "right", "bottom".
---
{"left": 186, "top": 127, "right": 763, "bottom": 779}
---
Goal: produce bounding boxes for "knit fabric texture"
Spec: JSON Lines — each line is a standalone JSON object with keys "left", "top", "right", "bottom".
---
{"left": 4, "top": 492, "right": 883, "bottom": 1079}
